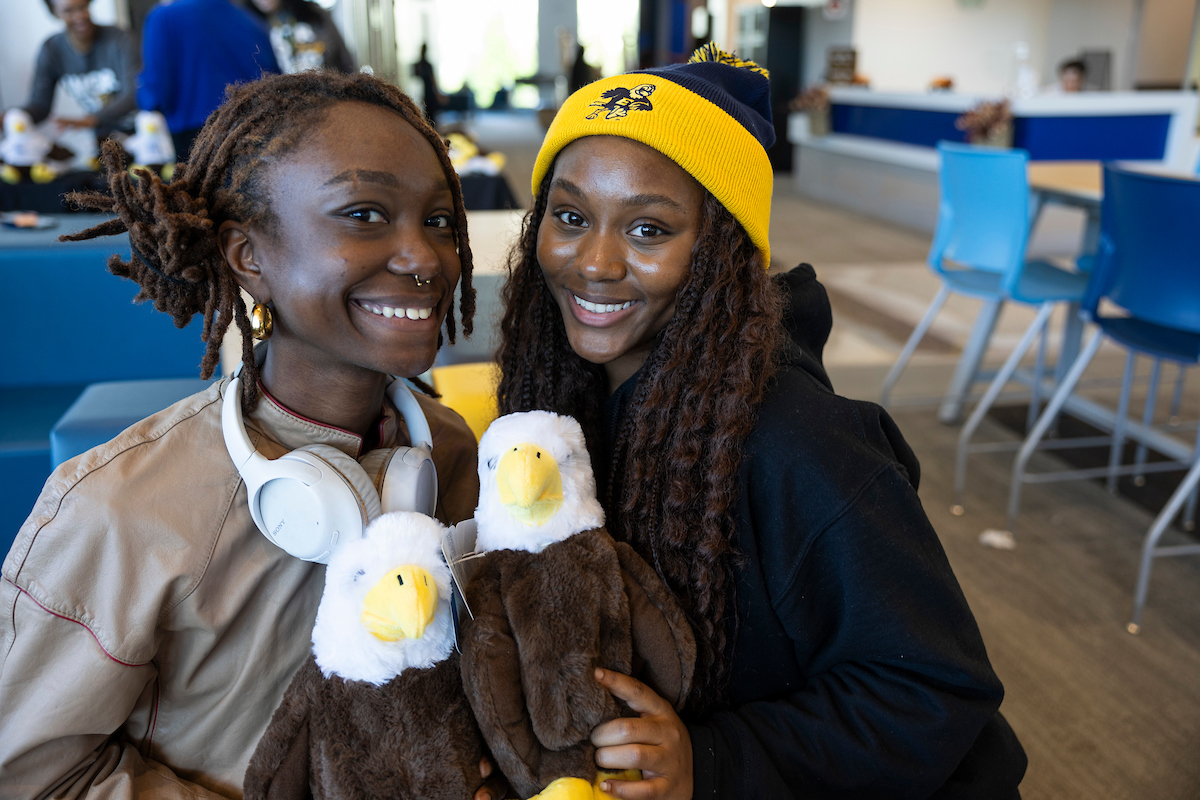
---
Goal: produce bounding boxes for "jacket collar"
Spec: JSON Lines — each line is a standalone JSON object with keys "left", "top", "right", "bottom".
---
{"left": 244, "top": 380, "right": 401, "bottom": 459}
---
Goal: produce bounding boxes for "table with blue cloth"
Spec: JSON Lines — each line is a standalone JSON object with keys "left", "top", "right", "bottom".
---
{"left": 1, "top": 214, "right": 205, "bottom": 556}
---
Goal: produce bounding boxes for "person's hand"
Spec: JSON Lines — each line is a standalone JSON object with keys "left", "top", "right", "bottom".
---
{"left": 591, "top": 668, "right": 693, "bottom": 800}
{"left": 54, "top": 115, "right": 98, "bottom": 130}
{"left": 474, "top": 755, "right": 509, "bottom": 800}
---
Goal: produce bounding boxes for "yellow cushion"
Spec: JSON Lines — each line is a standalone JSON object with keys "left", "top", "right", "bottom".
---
{"left": 430, "top": 362, "right": 501, "bottom": 441}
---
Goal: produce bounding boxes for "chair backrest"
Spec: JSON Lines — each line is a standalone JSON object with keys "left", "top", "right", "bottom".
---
{"left": 1085, "top": 166, "right": 1200, "bottom": 334}
{"left": 929, "top": 142, "right": 1031, "bottom": 287}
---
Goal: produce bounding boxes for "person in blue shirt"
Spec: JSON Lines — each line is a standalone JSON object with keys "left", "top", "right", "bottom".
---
{"left": 138, "top": 0, "right": 279, "bottom": 161}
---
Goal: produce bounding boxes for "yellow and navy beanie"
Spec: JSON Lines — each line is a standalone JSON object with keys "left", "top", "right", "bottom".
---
{"left": 532, "top": 43, "right": 774, "bottom": 265}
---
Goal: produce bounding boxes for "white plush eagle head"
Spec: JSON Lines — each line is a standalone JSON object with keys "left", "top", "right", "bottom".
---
{"left": 311, "top": 511, "right": 455, "bottom": 685}
{"left": 126, "top": 110, "right": 175, "bottom": 166}
{"left": 0, "top": 109, "right": 52, "bottom": 166}
{"left": 475, "top": 411, "right": 605, "bottom": 554}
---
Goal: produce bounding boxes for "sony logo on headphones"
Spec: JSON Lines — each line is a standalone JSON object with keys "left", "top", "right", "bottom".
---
{"left": 272, "top": 518, "right": 286, "bottom": 538}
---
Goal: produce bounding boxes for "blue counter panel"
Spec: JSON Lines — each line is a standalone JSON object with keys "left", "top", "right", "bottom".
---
{"left": 831, "top": 104, "right": 968, "bottom": 147}
{"left": 1012, "top": 115, "right": 1170, "bottom": 161}
{"left": 830, "top": 102, "right": 1172, "bottom": 161}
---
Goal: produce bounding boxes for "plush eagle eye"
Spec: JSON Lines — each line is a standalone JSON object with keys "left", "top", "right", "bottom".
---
{"left": 487, "top": 456, "right": 498, "bottom": 470}
{"left": 354, "top": 569, "right": 366, "bottom": 581}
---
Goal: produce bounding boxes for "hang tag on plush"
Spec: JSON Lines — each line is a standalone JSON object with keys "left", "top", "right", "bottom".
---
{"left": 441, "top": 518, "right": 483, "bottom": 651}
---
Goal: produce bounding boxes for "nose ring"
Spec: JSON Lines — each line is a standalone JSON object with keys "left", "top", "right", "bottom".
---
{"left": 413, "top": 275, "right": 432, "bottom": 287}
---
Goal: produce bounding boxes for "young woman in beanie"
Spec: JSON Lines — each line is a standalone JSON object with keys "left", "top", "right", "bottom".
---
{"left": 0, "top": 71, "right": 503, "bottom": 798}
{"left": 496, "top": 45, "right": 1027, "bottom": 800}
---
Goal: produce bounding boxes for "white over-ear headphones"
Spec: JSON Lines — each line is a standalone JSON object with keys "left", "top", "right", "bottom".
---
{"left": 221, "top": 373, "right": 438, "bottom": 563}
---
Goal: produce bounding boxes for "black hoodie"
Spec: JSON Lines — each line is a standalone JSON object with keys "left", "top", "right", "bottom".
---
{"left": 604, "top": 265, "right": 1026, "bottom": 799}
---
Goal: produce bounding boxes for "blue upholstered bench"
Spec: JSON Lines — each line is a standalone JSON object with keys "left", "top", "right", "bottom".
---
{"left": 1, "top": 215, "right": 203, "bottom": 557}
{"left": 50, "top": 377, "right": 216, "bottom": 468}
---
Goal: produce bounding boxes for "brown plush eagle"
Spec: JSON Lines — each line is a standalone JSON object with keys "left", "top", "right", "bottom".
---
{"left": 460, "top": 411, "right": 696, "bottom": 800}
{"left": 244, "top": 511, "right": 485, "bottom": 800}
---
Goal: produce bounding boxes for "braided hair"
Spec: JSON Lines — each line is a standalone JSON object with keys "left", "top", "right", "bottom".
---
{"left": 496, "top": 168, "right": 784, "bottom": 715}
{"left": 63, "top": 70, "right": 475, "bottom": 412}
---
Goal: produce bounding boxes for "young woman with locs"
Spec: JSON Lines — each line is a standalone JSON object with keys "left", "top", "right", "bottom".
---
{"left": 0, "top": 71, "right": 504, "bottom": 799}
{"left": 496, "top": 45, "right": 1028, "bottom": 799}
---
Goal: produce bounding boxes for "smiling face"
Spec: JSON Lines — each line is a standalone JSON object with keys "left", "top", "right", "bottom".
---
{"left": 51, "top": 0, "right": 94, "bottom": 44}
{"left": 537, "top": 135, "right": 704, "bottom": 389}
{"left": 234, "top": 101, "right": 460, "bottom": 385}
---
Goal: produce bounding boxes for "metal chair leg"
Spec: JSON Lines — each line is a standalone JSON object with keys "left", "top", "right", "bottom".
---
{"left": 1026, "top": 311, "right": 1050, "bottom": 433}
{"left": 1132, "top": 359, "right": 1163, "bottom": 487}
{"left": 1129, "top": 454, "right": 1200, "bottom": 633}
{"left": 1168, "top": 363, "right": 1187, "bottom": 426}
{"left": 1107, "top": 351, "right": 1137, "bottom": 493}
{"left": 881, "top": 285, "right": 951, "bottom": 409}
{"left": 1008, "top": 329, "right": 1104, "bottom": 530}
{"left": 955, "top": 302, "right": 1053, "bottom": 512}
{"left": 1185, "top": 422, "right": 1200, "bottom": 532}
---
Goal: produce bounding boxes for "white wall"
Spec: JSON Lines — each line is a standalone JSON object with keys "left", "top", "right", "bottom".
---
{"left": 1, "top": 0, "right": 119, "bottom": 115}
{"left": 852, "top": 0, "right": 1148, "bottom": 95}
{"left": 1045, "top": 0, "right": 1138, "bottom": 90}
{"left": 803, "top": 6, "right": 854, "bottom": 87}
{"left": 853, "top": 0, "right": 1051, "bottom": 94}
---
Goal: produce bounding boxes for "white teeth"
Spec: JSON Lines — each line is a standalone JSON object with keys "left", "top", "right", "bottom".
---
{"left": 573, "top": 295, "right": 633, "bottom": 314}
{"left": 362, "top": 302, "right": 433, "bottom": 320}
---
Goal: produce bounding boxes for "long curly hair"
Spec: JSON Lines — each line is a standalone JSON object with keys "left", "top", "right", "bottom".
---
{"left": 62, "top": 70, "right": 475, "bottom": 411}
{"left": 496, "top": 166, "right": 784, "bottom": 715}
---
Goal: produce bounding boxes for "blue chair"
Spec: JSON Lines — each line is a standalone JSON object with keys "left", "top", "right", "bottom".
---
{"left": 880, "top": 142, "right": 1090, "bottom": 509}
{"left": 1006, "top": 165, "right": 1200, "bottom": 631}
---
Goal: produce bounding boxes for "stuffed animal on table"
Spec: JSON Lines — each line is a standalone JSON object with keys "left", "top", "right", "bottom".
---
{"left": 244, "top": 511, "right": 486, "bottom": 800}
{"left": 123, "top": 110, "right": 176, "bottom": 182}
{"left": 0, "top": 109, "right": 60, "bottom": 184}
{"left": 460, "top": 411, "right": 696, "bottom": 800}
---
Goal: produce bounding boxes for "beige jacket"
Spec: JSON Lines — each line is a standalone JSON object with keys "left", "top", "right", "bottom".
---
{"left": 0, "top": 376, "right": 480, "bottom": 799}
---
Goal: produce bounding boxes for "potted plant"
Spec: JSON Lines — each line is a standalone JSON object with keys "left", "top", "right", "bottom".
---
{"left": 955, "top": 99, "right": 1013, "bottom": 147}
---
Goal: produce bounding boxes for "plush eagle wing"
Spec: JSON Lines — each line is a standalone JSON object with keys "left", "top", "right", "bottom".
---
{"left": 614, "top": 541, "right": 695, "bottom": 710}
{"left": 244, "top": 657, "right": 319, "bottom": 800}
{"left": 461, "top": 528, "right": 695, "bottom": 798}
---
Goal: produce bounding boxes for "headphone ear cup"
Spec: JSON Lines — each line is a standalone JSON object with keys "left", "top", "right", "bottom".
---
{"left": 361, "top": 445, "right": 438, "bottom": 518}
{"left": 299, "top": 444, "right": 384, "bottom": 522}
{"left": 252, "top": 444, "right": 382, "bottom": 563}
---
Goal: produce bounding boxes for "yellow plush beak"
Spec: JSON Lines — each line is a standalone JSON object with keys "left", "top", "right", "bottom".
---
{"left": 360, "top": 564, "right": 438, "bottom": 642}
{"left": 496, "top": 443, "right": 564, "bottom": 526}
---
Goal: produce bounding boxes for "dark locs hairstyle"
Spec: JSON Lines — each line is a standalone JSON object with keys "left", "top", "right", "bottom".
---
{"left": 496, "top": 168, "right": 784, "bottom": 715}
{"left": 62, "top": 70, "right": 475, "bottom": 412}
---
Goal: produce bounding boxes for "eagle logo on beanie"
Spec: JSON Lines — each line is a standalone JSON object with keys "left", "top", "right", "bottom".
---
{"left": 585, "top": 84, "right": 656, "bottom": 120}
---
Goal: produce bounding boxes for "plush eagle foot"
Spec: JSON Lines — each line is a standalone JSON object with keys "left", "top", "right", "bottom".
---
{"left": 0, "top": 165, "right": 20, "bottom": 185}
{"left": 30, "top": 163, "right": 56, "bottom": 183}
{"left": 531, "top": 777, "right": 594, "bottom": 800}
{"left": 594, "top": 769, "right": 643, "bottom": 799}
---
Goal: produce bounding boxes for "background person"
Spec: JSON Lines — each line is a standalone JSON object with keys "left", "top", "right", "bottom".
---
{"left": 137, "top": 0, "right": 280, "bottom": 162}
{"left": 412, "top": 43, "right": 444, "bottom": 125}
{"left": 1056, "top": 58, "right": 1087, "bottom": 92}
{"left": 495, "top": 46, "right": 1027, "bottom": 799}
{"left": 246, "top": 0, "right": 355, "bottom": 74}
{"left": 5, "top": 0, "right": 138, "bottom": 140}
{"left": 0, "top": 71, "right": 501, "bottom": 799}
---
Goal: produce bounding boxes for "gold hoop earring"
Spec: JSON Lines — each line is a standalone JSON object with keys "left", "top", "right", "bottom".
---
{"left": 413, "top": 274, "right": 432, "bottom": 287}
{"left": 250, "top": 303, "right": 274, "bottom": 340}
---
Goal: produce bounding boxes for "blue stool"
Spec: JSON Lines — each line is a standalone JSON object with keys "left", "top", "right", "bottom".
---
{"left": 50, "top": 378, "right": 216, "bottom": 468}
{"left": 879, "top": 142, "right": 1090, "bottom": 510}
{"left": 1006, "top": 166, "right": 1200, "bottom": 631}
